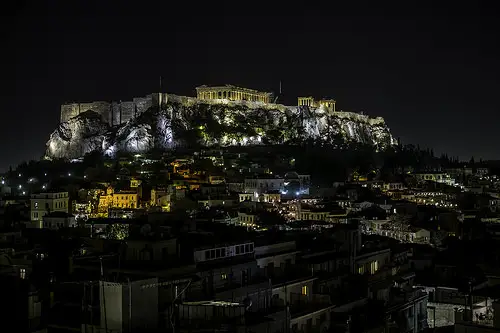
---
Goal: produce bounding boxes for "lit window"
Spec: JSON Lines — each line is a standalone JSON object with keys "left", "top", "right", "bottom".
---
{"left": 301, "top": 285, "right": 308, "bottom": 296}
{"left": 221, "top": 273, "right": 227, "bottom": 280}
{"left": 20, "top": 268, "right": 26, "bottom": 279}
{"left": 34, "top": 202, "right": 38, "bottom": 209}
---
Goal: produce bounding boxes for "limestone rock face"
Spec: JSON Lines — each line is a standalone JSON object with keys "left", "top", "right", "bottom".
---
{"left": 45, "top": 111, "right": 109, "bottom": 159}
{"left": 45, "top": 98, "right": 396, "bottom": 159}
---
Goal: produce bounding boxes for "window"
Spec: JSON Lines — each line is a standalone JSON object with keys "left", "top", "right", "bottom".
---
{"left": 205, "top": 250, "right": 211, "bottom": 260}
{"left": 235, "top": 246, "right": 240, "bottom": 255}
{"left": 301, "top": 285, "right": 308, "bottom": 296}
{"left": 245, "top": 244, "right": 250, "bottom": 252}
{"left": 34, "top": 202, "right": 38, "bottom": 208}
{"left": 216, "top": 249, "right": 221, "bottom": 258}
{"left": 221, "top": 248, "right": 226, "bottom": 257}
{"left": 20, "top": 268, "right": 26, "bottom": 279}
{"left": 221, "top": 273, "right": 227, "bottom": 280}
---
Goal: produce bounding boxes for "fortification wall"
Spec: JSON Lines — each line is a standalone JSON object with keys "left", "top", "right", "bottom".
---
{"left": 60, "top": 103, "right": 81, "bottom": 123}
{"left": 111, "top": 102, "right": 121, "bottom": 126}
{"left": 60, "top": 101, "right": 111, "bottom": 124}
{"left": 134, "top": 96, "right": 153, "bottom": 117}
{"left": 61, "top": 95, "right": 155, "bottom": 127}
{"left": 120, "top": 101, "right": 135, "bottom": 124}
{"left": 60, "top": 92, "right": 385, "bottom": 127}
{"left": 333, "top": 111, "right": 386, "bottom": 126}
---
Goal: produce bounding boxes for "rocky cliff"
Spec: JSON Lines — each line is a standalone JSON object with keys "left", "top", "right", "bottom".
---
{"left": 45, "top": 97, "right": 397, "bottom": 159}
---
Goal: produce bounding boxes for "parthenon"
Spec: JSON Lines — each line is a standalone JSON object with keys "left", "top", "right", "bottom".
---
{"left": 196, "top": 85, "right": 273, "bottom": 103}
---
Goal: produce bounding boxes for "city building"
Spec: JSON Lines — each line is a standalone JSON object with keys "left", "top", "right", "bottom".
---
{"left": 97, "top": 278, "right": 159, "bottom": 333}
{"left": 30, "top": 190, "right": 69, "bottom": 228}
{"left": 42, "top": 211, "right": 76, "bottom": 229}
{"left": 244, "top": 176, "right": 285, "bottom": 195}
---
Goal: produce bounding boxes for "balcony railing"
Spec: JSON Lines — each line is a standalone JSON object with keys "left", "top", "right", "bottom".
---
{"left": 289, "top": 292, "right": 332, "bottom": 317}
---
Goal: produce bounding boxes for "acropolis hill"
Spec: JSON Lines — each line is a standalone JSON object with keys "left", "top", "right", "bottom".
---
{"left": 61, "top": 85, "right": 340, "bottom": 127}
{"left": 47, "top": 85, "right": 396, "bottom": 159}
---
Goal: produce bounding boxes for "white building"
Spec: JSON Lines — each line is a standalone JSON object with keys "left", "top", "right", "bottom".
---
{"left": 244, "top": 177, "right": 284, "bottom": 195}
{"left": 98, "top": 278, "right": 159, "bottom": 333}
{"left": 238, "top": 192, "right": 281, "bottom": 203}
{"left": 42, "top": 212, "right": 76, "bottom": 229}
{"left": 413, "top": 172, "right": 456, "bottom": 186}
{"left": 30, "top": 191, "right": 69, "bottom": 228}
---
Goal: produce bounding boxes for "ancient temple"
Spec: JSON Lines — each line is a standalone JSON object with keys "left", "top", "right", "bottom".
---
{"left": 297, "top": 97, "right": 336, "bottom": 111}
{"left": 196, "top": 85, "right": 273, "bottom": 103}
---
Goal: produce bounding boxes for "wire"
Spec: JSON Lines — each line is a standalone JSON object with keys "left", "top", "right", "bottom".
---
{"left": 170, "top": 279, "right": 192, "bottom": 332}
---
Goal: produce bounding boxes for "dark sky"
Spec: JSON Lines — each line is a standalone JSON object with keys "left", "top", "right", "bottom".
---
{"left": 2, "top": 1, "right": 499, "bottom": 171}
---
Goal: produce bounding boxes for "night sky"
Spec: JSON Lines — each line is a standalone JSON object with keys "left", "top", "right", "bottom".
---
{"left": 2, "top": 2, "right": 499, "bottom": 171}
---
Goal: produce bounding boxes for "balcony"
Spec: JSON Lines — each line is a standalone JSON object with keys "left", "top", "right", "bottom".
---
{"left": 288, "top": 292, "right": 332, "bottom": 318}
{"left": 386, "top": 287, "right": 428, "bottom": 312}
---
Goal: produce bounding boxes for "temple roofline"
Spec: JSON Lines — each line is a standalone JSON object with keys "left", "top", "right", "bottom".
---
{"left": 195, "top": 84, "right": 272, "bottom": 96}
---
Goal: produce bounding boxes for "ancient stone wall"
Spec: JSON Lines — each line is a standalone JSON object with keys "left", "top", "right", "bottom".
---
{"left": 60, "top": 91, "right": 384, "bottom": 128}
{"left": 60, "top": 101, "right": 111, "bottom": 124}
{"left": 60, "top": 103, "right": 81, "bottom": 123}
{"left": 111, "top": 102, "right": 121, "bottom": 126}
{"left": 61, "top": 95, "right": 155, "bottom": 127}
{"left": 120, "top": 101, "right": 135, "bottom": 124}
{"left": 133, "top": 96, "right": 153, "bottom": 117}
